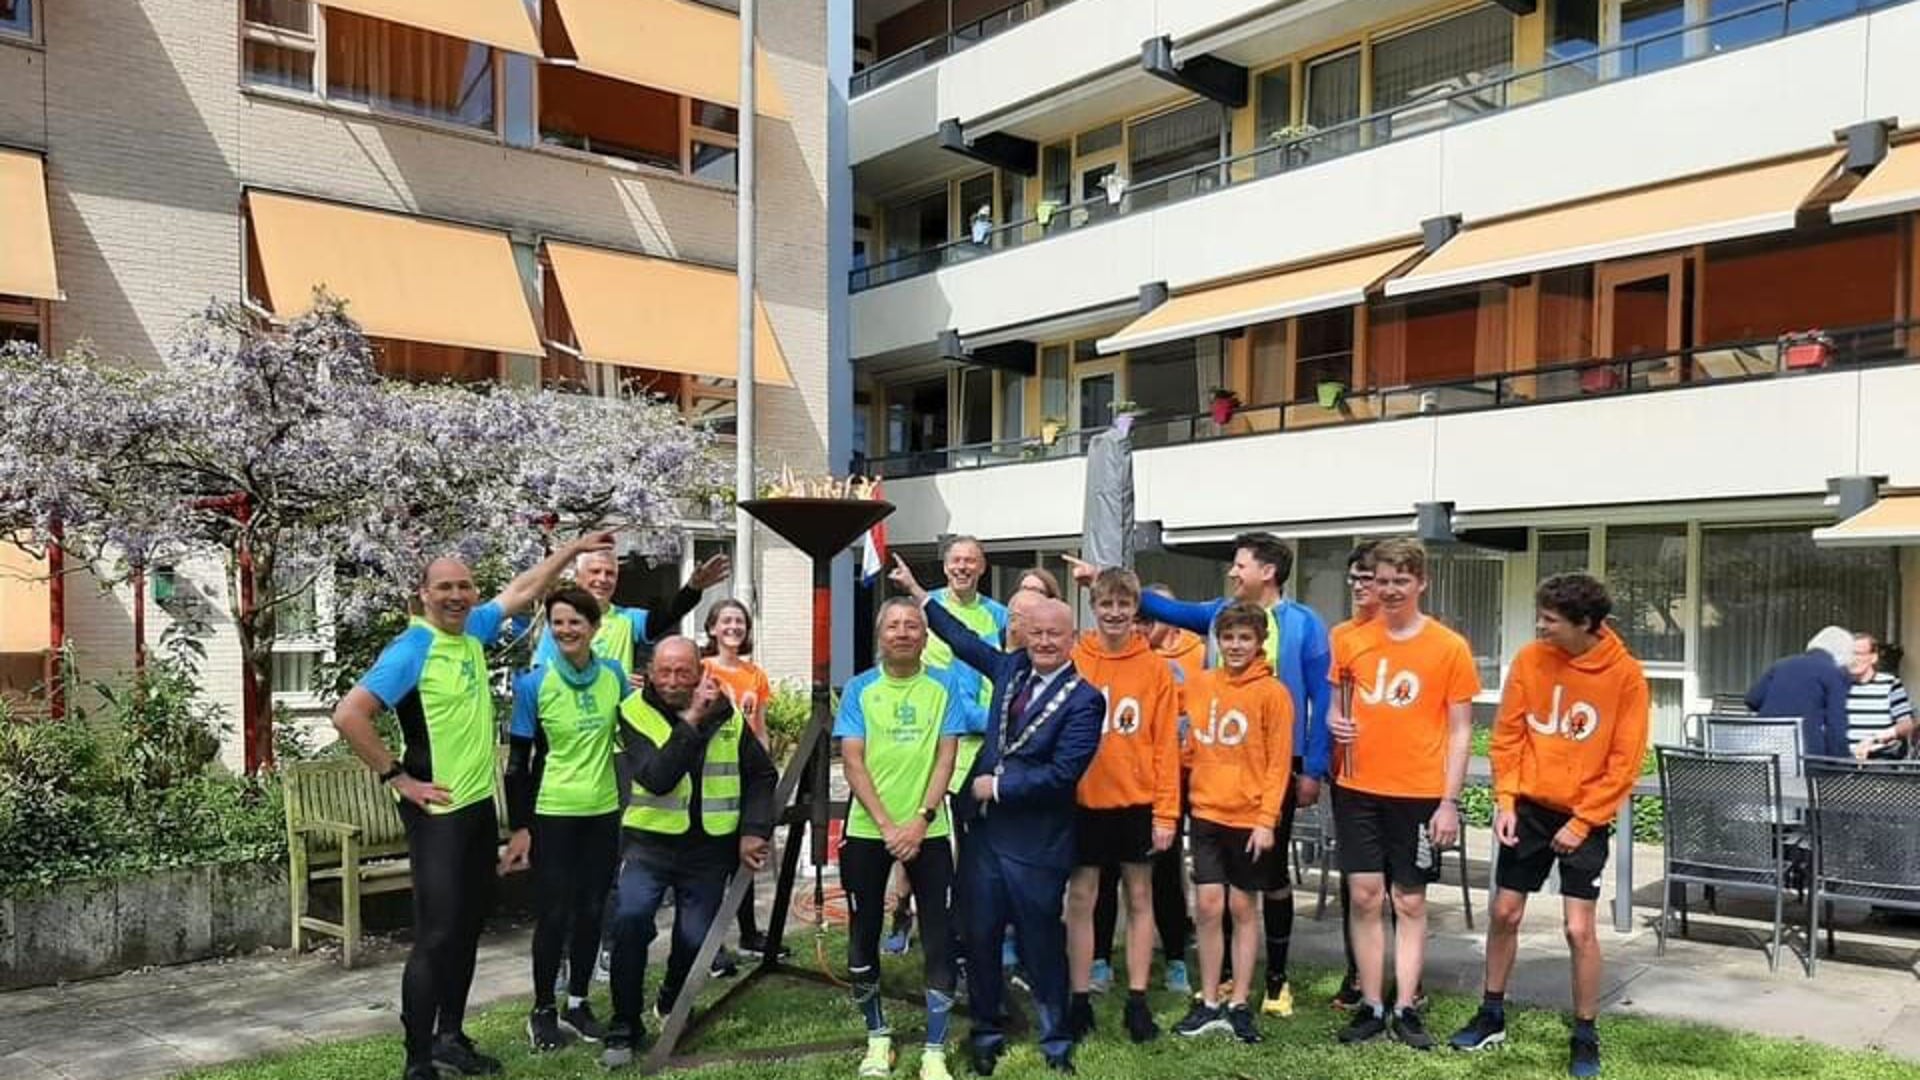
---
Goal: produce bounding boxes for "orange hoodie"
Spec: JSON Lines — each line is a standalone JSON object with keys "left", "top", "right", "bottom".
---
{"left": 1491, "top": 629, "right": 1650, "bottom": 841}
{"left": 1185, "top": 657, "right": 1294, "bottom": 830}
{"left": 1072, "top": 631, "right": 1182, "bottom": 827}
{"left": 1155, "top": 629, "right": 1207, "bottom": 691}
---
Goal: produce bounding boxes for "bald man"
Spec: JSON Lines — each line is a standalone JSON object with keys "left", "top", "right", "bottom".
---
{"left": 333, "top": 533, "right": 615, "bottom": 1080}
{"left": 600, "top": 636, "right": 779, "bottom": 1067}
{"left": 890, "top": 558, "right": 1105, "bottom": 1076}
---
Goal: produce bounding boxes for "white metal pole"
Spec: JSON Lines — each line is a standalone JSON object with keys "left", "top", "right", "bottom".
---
{"left": 734, "top": 0, "right": 759, "bottom": 610}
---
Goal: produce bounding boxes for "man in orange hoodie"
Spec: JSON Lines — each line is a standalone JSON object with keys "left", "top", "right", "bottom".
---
{"left": 1170, "top": 602, "right": 1293, "bottom": 1046}
{"left": 1450, "top": 573, "right": 1648, "bottom": 1079}
{"left": 1065, "top": 569, "right": 1181, "bottom": 1045}
{"left": 1327, "top": 538, "right": 1476, "bottom": 1051}
{"left": 1326, "top": 541, "right": 1378, "bottom": 1011}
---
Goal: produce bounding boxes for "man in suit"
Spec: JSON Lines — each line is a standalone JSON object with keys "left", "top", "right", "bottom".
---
{"left": 890, "top": 556, "right": 1105, "bottom": 1075}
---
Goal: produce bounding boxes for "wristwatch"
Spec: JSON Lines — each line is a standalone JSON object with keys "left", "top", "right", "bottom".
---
{"left": 378, "top": 762, "right": 406, "bottom": 785}
{"left": 920, "top": 806, "right": 939, "bottom": 824}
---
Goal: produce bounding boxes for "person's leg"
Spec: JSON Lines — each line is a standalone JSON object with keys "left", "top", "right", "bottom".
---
{"left": 841, "top": 838, "right": 896, "bottom": 1036}
{"left": 1389, "top": 885, "right": 1429, "bottom": 1012}
{"left": 1485, "top": 889, "right": 1528, "bottom": 996}
{"left": 1262, "top": 769, "right": 1300, "bottom": 1008}
{"left": 961, "top": 841, "right": 1010, "bottom": 1063}
{"left": 659, "top": 856, "right": 728, "bottom": 1014}
{"left": 907, "top": 841, "right": 958, "bottom": 1063}
{"left": 1065, "top": 866, "right": 1100, "bottom": 994}
{"left": 607, "top": 851, "right": 670, "bottom": 1041}
{"left": 1566, "top": 896, "right": 1602, "bottom": 1020}
{"left": 529, "top": 815, "right": 576, "bottom": 1012}
{"left": 435, "top": 802, "right": 497, "bottom": 1050}
{"left": 1193, "top": 884, "right": 1227, "bottom": 1005}
{"left": 736, "top": 875, "right": 761, "bottom": 942}
{"left": 1345, "top": 873, "right": 1388, "bottom": 1010}
{"left": 398, "top": 803, "right": 459, "bottom": 1069}
{"left": 1225, "top": 888, "right": 1261, "bottom": 1009}
{"left": 1152, "top": 832, "right": 1188, "bottom": 964}
{"left": 1007, "top": 861, "right": 1074, "bottom": 1064}
{"left": 1092, "top": 863, "right": 1120, "bottom": 969}
{"left": 1119, "top": 863, "right": 1155, "bottom": 992}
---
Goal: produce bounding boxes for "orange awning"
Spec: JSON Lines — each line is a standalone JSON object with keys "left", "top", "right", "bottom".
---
{"left": 1832, "top": 139, "right": 1920, "bottom": 224}
{"left": 247, "top": 191, "right": 543, "bottom": 355}
{"left": 1388, "top": 152, "right": 1841, "bottom": 296}
{"left": 1813, "top": 495, "right": 1920, "bottom": 548}
{"left": 547, "top": 0, "right": 790, "bottom": 119}
{"left": 0, "top": 542, "right": 49, "bottom": 655}
{"left": 544, "top": 241, "right": 793, "bottom": 386}
{"left": 0, "top": 149, "right": 61, "bottom": 301}
{"left": 1097, "top": 245, "right": 1420, "bottom": 355}
{"left": 319, "top": 0, "right": 541, "bottom": 55}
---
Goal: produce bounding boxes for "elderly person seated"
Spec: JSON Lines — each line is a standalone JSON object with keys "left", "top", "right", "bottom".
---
{"left": 1848, "top": 634, "right": 1914, "bottom": 760}
{"left": 1745, "top": 626, "right": 1854, "bottom": 760}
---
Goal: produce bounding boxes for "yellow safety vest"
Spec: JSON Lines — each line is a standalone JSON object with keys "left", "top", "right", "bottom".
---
{"left": 619, "top": 695, "right": 743, "bottom": 836}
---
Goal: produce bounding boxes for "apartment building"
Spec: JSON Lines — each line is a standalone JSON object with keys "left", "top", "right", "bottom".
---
{"left": 0, "top": 0, "right": 833, "bottom": 767}
{"left": 848, "top": 0, "right": 1920, "bottom": 736}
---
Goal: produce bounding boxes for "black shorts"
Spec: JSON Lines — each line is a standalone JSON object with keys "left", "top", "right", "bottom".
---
{"left": 1075, "top": 804, "right": 1154, "bottom": 868}
{"left": 1496, "top": 799, "right": 1611, "bottom": 902}
{"left": 1333, "top": 786, "right": 1442, "bottom": 889}
{"left": 1190, "top": 817, "right": 1284, "bottom": 893}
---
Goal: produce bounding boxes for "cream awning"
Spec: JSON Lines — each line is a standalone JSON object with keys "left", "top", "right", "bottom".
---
{"left": 1812, "top": 496, "right": 1920, "bottom": 548}
{"left": 547, "top": 0, "right": 790, "bottom": 119}
{"left": 319, "top": 0, "right": 541, "bottom": 55}
{"left": 544, "top": 241, "right": 794, "bottom": 386}
{"left": 1387, "top": 152, "right": 1842, "bottom": 297}
{"left": 1831, "top": 140, "right": 1920, "bottom": 224}
{"left": 1098, "top": 245, "right": 1420, "bottom": 355}
{"left": 0, "top": 149, "right": 61, "bottom": 301}
{"left": 246, "top": 191, "right": 543, "bottom": 355}
{"left": 0, "top": 541, "right": 49, "bottom": 655}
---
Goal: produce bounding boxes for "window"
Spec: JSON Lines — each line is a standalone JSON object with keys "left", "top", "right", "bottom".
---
{"left": 1535, "top": 266, "right": 1595, "bottom": 363}
{"left": 1250, "top": 322, "right": 1288, "bottom": 405}
{"left": 1536, "top": 530, "right": 1590, "bottom": 581}
{"left": 689, "top": 100, "right": 740, "bottom": 185}
{"left": 1304, "top": 49, "right": 1363, "bottom": 157}
{"left": 1297, "top": 537, "right": 1355, "bottom": 627}
{"left": 1127, "top": 340, "right": 1204, "bottom": 422}
{"left": 1254, "top": 67, "right": 1295, "bottom": 175}
{"left": 1126, "top": 101, "right": 1224, "bottom": 210}
{"left": 1041, "top": 142, "right": 1072, "bottom": 209}
{"left": 998, "top": 372, "right": 1026, "bottom": 441}
{"left": 882, "top": 188, "right": 950, "bottom": 262}
{"left": 1614, "top": 0, "right": 1687, "bottom": 74}
{"left": 270, "top": 562, "right": 328, "bottom": 703}
{"left": 1368, "top": 284, "right": 1508, "bottom": 386}
{"left": 1296, "top": 308, "right": 1354, "bottom": 398}
{"left": 1076, "top": 121, "right": 1122, "bottom": 157}
{"left": 242, "top": 0, "right": 317, "bottom": 92}
{"left": 0, "top": 295, "right": 44, "bottom": 348}
{"left": 540, "top": 66, "right": 681, "bottom": 170}
{"left": 0, "top": 0, "right": 31, "bottom": 40}
{"left": 1371, "top": 5, "right": 1515, "bottom": 136}
{"left": 959, "top": 367, "right": 993, "bottom": 444}
{"left": 1547, "top": 0, "right": 1602, "bottom": 93}
{"left": 957, "top": 172, "right": 995, "bottom": 245}
{"left": 326, "top": 9, "right": 496, "bottom": 132}
{"left": 998, "top": 168, "right": 1025, "bottom": 243}
{"left": 1039, "top": 344, "right": 1069, "bottom": 422}
{"left": 885, "top": 376, "right": 949, "bottom": 455}
{"left": 1428, "top": 547, "right": 1506, "bottom": 687}
{"left": 1698, "top": 525, "right": 1896, "bottom": 696}
{"left": 1604, "top": 523, "right": 1686, "bottom": 663}
{"left": 1701, "top": 223, "right": 1900, "bottom": 343}
{"left": 373, "top": 338, "right": 501, "bottom": 384}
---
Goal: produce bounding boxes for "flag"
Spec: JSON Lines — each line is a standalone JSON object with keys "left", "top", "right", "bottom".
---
{"left": 860, "top": 482, "right": 887, "bottom": 585}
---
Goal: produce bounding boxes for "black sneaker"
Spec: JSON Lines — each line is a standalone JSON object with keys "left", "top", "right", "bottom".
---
{"left": 1172, "top": 1001, "right": 1229, "bottom": 1038}
{"left": 527, "top": 1006, "right": 568, "bottom": 1052}
{"left": 710, "top": 948, "right": 739, "bottom": 978}
{"left": 1570, "top": 1030, "right": 1602, "bottom": 1078}
{"left": 1337, "top": 1006, "right": 1389, "bottom": 1044}
{"left": 403, "top": 1065, "right": 438, "bottom": 1080}
{"left": 1391, "top": 1007, "right": 1435, "bottom": 1051}
{"left": 738, "top": 932, "right": 792, "bottom": 962}
{"left": 1449, "top": 1006, "right": 1507, "bottom": 1051}
{"left": 431, "top": 1033, "right": 503, "bottom": 1075}
{"left": 600, "top": 1033, "right": 635, "bottom": 1070}
{"left": 1225, "top": 1004, "right": 1263, "bottom": 1045}
{"left": 1331, "top": 979, "right": 1365, "bottom": 1012}
{"left": 560, "top": 1001, "right": 608, "bottom": 1044}
{"left": 1124, "top": 995, "right": 1160, "bottom": 1043}
{"left": 1067, "top": 995, "right": 1095, "bottom": 1042}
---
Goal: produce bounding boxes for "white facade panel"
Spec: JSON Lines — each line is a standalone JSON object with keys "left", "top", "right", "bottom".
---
{"left": 1137, "top": 418, "right": 1439, "bottom": 527}
{"left": 934, "top": 0, "right": 1156, "bottom": 126}
{"left": 1863, "top": 3, "right": 1920, "bottom": 122}
{"left": 885, "top": 456, "right": 1090, "bottom": 545}
{"left": 850, "top": 65, "right": 940, "bottom": 163}
{"left": 1858, "top": 364, "right": 1920, "bottom": 488}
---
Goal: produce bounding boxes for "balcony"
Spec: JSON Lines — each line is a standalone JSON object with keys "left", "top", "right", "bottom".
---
{"left": 866, "top": 324, "right": 1920, "bottom": 546}
{"left": 853, "top": 1, "right": 1076, "bottom": 97}
{"left": 851, "top": 0, "right": 1920, "bottom": 357}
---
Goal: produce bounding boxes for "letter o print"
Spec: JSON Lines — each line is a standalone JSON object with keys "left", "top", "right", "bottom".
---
{"left": 1107, "top": 695, "right": 1143, "bottom": 735}
{"left": 1214, "top": 708, "right": 1249, "bottom": 747}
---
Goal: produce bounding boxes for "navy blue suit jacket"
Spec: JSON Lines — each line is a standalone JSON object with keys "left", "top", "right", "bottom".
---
{"left": 925, "top": 599, "right": 1104, "bottom": 871}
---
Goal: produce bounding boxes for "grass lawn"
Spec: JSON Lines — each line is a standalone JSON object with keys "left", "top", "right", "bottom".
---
{"left": 183, "top": 930, "right": 1920, "bottom": 1080}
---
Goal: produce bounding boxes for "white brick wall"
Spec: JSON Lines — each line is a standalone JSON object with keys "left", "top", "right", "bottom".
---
{"left": 13, "top": 0, "right": 831, "bottom": 755}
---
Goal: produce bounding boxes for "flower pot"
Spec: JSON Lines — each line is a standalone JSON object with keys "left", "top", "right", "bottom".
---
{"left": 1210, "top": 398, "right": 1236, "bottom": 425}
{"left": 1316, "top": 381, "right": 1346, "bottom": 409}
{"left": 1040, "top": 422, "right": 1061, "bottom": 446}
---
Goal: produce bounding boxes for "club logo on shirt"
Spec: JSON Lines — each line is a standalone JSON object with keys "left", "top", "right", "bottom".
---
{"left": 1356, "top": 658, "right": 1422, "bottom": 710}
{"left": 1526, "top": 685, "right": 1600, "bottom": 741}
{"left": 890, "top": 699, "right": 923, "bottom": 743}
{"left": 1194, "top": 702, "right": 1249, "bottom": 747}
{"left": 1101, "top": 687, "right": 1143, "bottom": 735}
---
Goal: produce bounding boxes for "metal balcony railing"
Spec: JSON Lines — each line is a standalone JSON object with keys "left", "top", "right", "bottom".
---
{"left": 850, "top": 0, "right": 1907, "bottom": 293}
{"left": 857, "top": 321, "right": 1919, "bottom": 479}
{"left": 852, "top": 1, "right": 1075, "bottom": 97}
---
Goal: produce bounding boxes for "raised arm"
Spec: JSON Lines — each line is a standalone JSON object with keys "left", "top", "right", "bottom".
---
{"left": 494, "top": 531, "right": 617, "bottom": 617}
{"left": 1137, "top": 589, "right": 1225, "bottom": 639}
{"left": 641, "top": 553, "right": 732, "bottom": 642}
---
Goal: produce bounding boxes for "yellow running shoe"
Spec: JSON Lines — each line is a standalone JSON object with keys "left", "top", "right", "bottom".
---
{"left": 858, "top": 1035, "right": 894, "bottom": 1078}
{"left": 919, "top": 1047, "right": 952, "bottom": 1080}
{"left": 1261, "top": 981, "right": 1295, "bottom": 1018}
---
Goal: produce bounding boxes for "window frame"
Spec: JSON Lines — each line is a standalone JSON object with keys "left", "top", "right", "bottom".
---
{"left": 0, "top": 0, "right": 38, "bottom": 45}
{"left": 686, "top": 99, "right": 741, "bottom": 186}
{"left": 0, "top": 294, "right": 49, "bottom": 349}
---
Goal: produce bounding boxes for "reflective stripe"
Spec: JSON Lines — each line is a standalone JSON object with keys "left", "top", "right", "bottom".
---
{"left": 630, "top": 794, "right": 687, "bottom": 810}
{"left": 702, "top": 798, "right": 741, "bottom": 811}
{"left": 618, "top": 693, "right": 744, "bottom": 836}
{"left": 706, "top": 762, "right": 740, "bottom": 777}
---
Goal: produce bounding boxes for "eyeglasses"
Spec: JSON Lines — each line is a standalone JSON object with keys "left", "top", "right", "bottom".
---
{"left": 1346, "top": 573, "right": 1375, "bottom": 586}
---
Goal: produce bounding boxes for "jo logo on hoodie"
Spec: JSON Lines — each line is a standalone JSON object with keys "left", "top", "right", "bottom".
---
{"left": 1101, "top": 688, "right": 1143, "bottom": 735}
{"left": 1194, "top": 702, "right": 1249, "bottom": 746}
{"left": 1357, "top": 658, "right": 1423, "bottom": 710}
{"left": 1526, "top": 685, "right": 1600, "bottom": 741}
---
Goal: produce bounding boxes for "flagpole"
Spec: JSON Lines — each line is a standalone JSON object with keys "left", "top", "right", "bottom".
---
{"left": 734, "top": 0, "right": 759, "bottom": 612}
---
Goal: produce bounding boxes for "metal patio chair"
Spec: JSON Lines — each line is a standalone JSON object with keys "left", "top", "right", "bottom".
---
{"left": 1803, "top": 756, "right": 1920, "bottom": 975}
{"left": 1656, "top": 746, "right": 1791, "bottom": 971}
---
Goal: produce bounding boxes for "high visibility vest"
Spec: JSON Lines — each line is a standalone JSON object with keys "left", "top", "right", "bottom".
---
{"left": 619, "top": 695, "right": 743, "bottom": 836}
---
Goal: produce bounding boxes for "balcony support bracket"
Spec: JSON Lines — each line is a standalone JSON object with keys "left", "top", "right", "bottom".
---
{"left": 1141, "top": 37, "right": 1247, "bottom": 109}
{"left": 939, "top": 118, "right": 1039, "bottom": 176}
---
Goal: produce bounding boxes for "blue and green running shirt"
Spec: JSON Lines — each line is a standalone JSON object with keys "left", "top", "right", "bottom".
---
{"left": 532, "top": 604, "right": 654, "bottom": 673}
{"left": 359, "top": 601, "right": 508, "bottom": 814}
{"left": 920, "top": 588, "right": 1007, "bottom": 791}
{"left": 509, "top": 655, "right": 631, "bottom": 817}
{"left": 833, "top": 664, "right": 972, "bottom": 841}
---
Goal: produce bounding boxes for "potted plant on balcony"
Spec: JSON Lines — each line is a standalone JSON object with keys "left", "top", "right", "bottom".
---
{"left": 1040, "top": 415, "right": 1065, "bottom": 446}
{"left": 1316, "top": 380, "right": 1347, "bottom": 410}
{"left": 1209, "top": 387, "right": 1240, "bottom": 425}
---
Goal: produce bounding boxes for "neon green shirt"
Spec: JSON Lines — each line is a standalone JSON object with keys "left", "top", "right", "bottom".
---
{"left": 834, "top": 664, "right": 970, "bottom": 841}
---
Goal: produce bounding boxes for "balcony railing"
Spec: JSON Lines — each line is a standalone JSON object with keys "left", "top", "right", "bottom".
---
{"left": 852, "top": 0, "right": 1075, "bottom": 97}
{"left": 858, "top": 322, "right": 1918, "bottom": 479}
{"left": 850, "top": 0, "right": 1905, "bottom": 293}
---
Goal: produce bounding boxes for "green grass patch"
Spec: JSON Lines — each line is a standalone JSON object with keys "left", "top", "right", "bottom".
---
{"left": 181, "top": 931, "right": 1918, "bottom": 1080}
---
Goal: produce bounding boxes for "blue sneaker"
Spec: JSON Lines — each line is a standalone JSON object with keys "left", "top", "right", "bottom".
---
{"left": 1001, "top": 935, "right": 1019, "bottom": 970}
{"left": 883, "top": 929, "right": 910, "bottom": 956}
{"left": 1088, "top": 960, "right": 1113, "bottom": 995}
{"left": 1163, "top": 960, "right": 1191, "bottom": 996}
{"left": 1570, "top": 1030, "right": 1601, "bottom": 1077}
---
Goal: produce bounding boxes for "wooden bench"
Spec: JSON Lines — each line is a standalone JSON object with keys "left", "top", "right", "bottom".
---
{"left": 284, "top": 753, "right": 510, "bottom": 968}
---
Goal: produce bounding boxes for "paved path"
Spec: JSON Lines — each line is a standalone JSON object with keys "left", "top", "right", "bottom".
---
{"left": 3, "top": 837, "right": 1918, "bottom": 1078}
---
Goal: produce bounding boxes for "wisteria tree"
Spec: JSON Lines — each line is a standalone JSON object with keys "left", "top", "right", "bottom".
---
{"left": 0, "top": 299, "right": 727, "bottom": 771}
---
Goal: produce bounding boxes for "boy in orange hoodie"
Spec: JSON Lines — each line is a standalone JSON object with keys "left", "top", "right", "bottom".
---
{"left": 1450, "top": 573, "right": 1648, "bottom": 1079}
{"left": 1066, "top": 568, "right": 1181, "bottom": 1044}
{"left": 1170, "top": 602, "right": 1293, "bottom": 1045}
